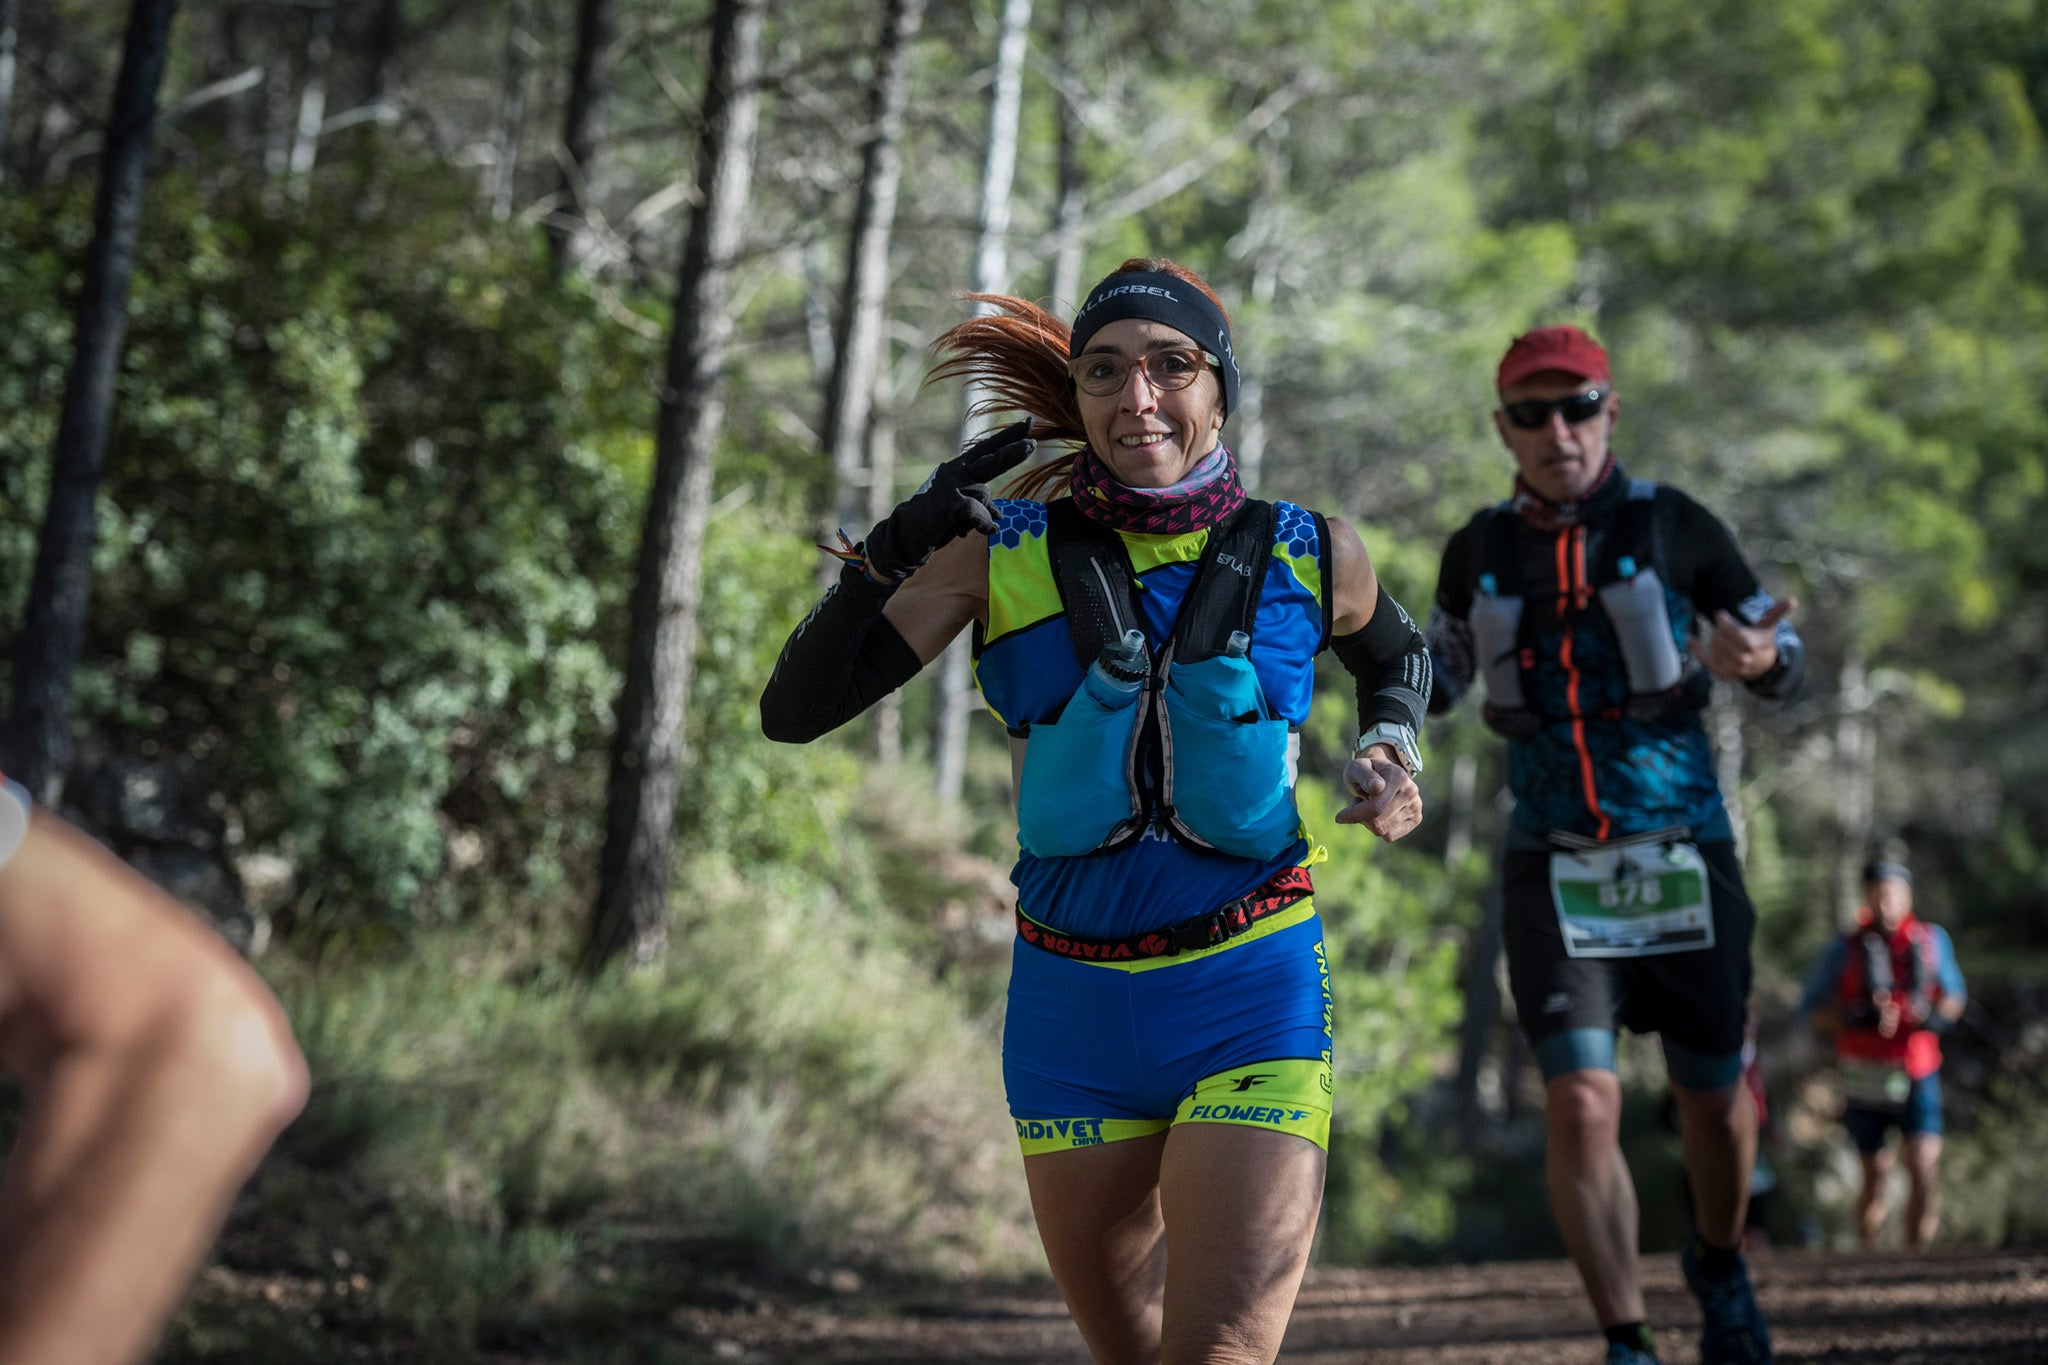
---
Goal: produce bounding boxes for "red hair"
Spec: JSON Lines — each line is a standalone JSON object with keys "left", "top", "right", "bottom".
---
{"left": 926, "top": 259, "right": 1231, "bottom": 502}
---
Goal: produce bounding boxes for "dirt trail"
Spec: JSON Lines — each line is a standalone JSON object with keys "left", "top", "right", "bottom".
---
{"left": 671, "top": 1247, "right": 2048, "bottom": 1363}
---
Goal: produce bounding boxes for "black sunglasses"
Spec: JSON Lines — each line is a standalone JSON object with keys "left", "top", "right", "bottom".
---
{"left": 1503, "top": 389, "right": 1607, "bottom": 430}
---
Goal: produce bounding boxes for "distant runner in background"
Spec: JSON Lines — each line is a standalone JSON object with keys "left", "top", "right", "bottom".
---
{"left": 1426, "top": 326, "right": 1804, "bottom": 1365}
{"left": 0, "top": 773, "right": 307, "bottom": 1365}
{"left": 1800, "top": 857, "right": 1966, "bottom": 1249}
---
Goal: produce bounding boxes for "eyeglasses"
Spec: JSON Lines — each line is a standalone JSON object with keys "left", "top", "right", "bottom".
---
{"left": 1502, "top": 389, "right": 1607, "bottom": 430}
{"left": 1067, "top": 346, "right": 1220, "bottom": 397}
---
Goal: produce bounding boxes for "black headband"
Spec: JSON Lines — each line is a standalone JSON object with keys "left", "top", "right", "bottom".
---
{"left": 1069, "top": 270, "right": 1239, "bottom": 417}
{"left": 1863, "top": 860, "right": 1912, "bottom": 886}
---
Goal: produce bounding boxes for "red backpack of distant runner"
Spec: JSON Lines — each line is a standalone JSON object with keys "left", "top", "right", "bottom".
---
{"left": 1834, "top": 912, "right": 1945, "bottom": 1078}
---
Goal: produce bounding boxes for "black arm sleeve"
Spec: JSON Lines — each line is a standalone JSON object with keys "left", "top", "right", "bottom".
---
{"left": 1328, "top": 583, "right": 1431, "bottom": 734}
{"left": 759, "top": 564, "right": 925, "bottom": 743}
{"left": 1660, "top": 489, "right": 1806, "bottom": 701}
{"left": 1422, "top": 522, "right": 1482, "bottom": 715}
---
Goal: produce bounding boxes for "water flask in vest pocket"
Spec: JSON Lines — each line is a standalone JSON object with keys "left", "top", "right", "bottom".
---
{"left": 1596, "top": 558, "right": 1684, "bottom": 695}
{"left": 1016, "top": 630, "right": 1149, "bottom": 858}
{"left": 1470, "top": 574, "right": 1527, "bottom": 709}
{"left": 1159, "top": 636, "right": 1299, "bottom": 860}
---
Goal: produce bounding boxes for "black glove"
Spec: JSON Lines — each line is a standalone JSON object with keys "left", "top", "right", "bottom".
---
{"left": 862, "top": 417, "right": 1034, "bottom": 581}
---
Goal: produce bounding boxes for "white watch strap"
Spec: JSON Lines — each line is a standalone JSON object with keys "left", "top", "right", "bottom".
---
{"left": 1353, "top": 723, "right": 1422, "bottom": 775}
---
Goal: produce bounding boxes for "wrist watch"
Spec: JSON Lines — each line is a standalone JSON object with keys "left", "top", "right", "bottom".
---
{"left": 1353, "top": 722, "right": 1423, "bottom": 775}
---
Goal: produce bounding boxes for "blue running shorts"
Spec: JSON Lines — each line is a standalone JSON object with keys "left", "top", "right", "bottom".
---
{"left": 1003, "top": 906, "right": 1333, "bottom": 1154}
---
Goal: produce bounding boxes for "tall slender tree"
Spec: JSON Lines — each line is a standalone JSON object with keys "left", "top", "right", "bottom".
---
{"left": 820, "top": 0, "right": 925, "bottom": 573}
{"left": 800, "top": 233, "right": 836, "bottom": 380}
{"left": 932, "top": 0, "right": 1030, "bottom": 804}
{"left": 585, "top": 0, "right": 766, "bottom": 971}
{"left": 1452, "top": 862, "right": 1507, "bottom": 1136}
{"left": 285, "top": 3, "right": 333, "bottom": 199}
{"left": 1232, "top": 131, "right": 1286, "bottom": 491}
{"left": 3, "top": 0, "right": 181, "bottom": 804}
{"left": 365, "top": 0, "right": 405, "bottom": 108}
{"left": 489, "top": 0, "right": 534, "bottom": 221}
{"left": 0, "top": 0, "right": 20, "bottom": 185}
{"left": 262, "top": 15, "right": 294, "bottom": 185}
{"left": 1833, "top": 648, "right": 1876, "bottom": 921}
{"left": 546, "top": 0, "right": 619, "bottom": 277}
{"left": 1046, "top": 0, "right": 1087, "bottom": 311}
{"left": 866, "top": 362, "right": 905, "bottom": 762}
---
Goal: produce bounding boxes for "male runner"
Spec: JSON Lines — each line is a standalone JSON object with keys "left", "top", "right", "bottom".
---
{"left": 1800, "top": 857, "right": 1965, "bottom": 1248}
{"left": 1426, "top": 326, "right": 1803, "bottom": 1365}
{"left": 0, "top": 774, "right": 307, "bottom": 1365}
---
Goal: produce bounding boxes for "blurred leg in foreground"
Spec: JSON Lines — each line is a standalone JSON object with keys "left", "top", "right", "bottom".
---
{"left": 0, "top": 784, "right": 309, "bottom": 1365}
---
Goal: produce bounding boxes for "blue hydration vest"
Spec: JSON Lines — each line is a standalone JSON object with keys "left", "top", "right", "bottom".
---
{"left": 975, "top": 497, "right": 1330, "bottom": 940}
{"left": 1009, "top": 499, "right": 1301, "bottom": 862}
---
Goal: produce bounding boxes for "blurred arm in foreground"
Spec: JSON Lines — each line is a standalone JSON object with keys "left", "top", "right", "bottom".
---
{"left": 0, "top": 780, "right": 309, "bottom": 1365}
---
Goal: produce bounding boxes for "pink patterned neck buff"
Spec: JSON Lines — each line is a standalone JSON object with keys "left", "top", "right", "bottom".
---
{"left": 1067, "top": 444, "right": 1247, "bottom": 535}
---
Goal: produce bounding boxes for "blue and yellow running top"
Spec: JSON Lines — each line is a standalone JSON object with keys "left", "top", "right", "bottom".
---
{"left": 973, "top": 497, "right": 1333, "bottom": 942}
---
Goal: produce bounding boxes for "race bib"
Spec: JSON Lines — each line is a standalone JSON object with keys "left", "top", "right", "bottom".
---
{"left": 1839, "top": 1058, "right": 1912, "bottom": 1112}
{"left": 1549, "top": 840, "right": 1713, "bottom": 959}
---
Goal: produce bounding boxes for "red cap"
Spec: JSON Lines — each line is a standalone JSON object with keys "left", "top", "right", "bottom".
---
{"left": 1496, "top": 325, "right": 1610, "bottom": 391}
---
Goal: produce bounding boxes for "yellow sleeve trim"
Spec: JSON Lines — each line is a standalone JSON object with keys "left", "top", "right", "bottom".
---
{"left": 1273, "top": 540, "right": 1324, "bottom": 610}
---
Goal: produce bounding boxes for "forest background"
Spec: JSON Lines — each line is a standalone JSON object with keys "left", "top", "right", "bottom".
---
{"left": 1, "top": 0, "right": 2045, "bottom": 1359}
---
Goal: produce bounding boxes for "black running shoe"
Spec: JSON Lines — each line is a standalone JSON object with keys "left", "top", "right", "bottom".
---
{"left": 1681, "top": 1238, "right": 1772, "bottom": 1364}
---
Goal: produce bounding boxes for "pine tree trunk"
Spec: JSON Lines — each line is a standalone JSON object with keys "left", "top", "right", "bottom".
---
{"left": 584, "top": 0, "right": 765, "bottom": 973}
{"left": 867, "top": 367, "right": 904, "bottom": 764}
{"left": 1448, "top": 757, "right": 1497, "bottom": 1135}
{"left": 801, "top": 233, "right": 836, "bottom": 382}
{"left": 3, "top": 0, "right": 181, "bottom": 804}
{"left": 1442, "top": 750, "right": 1477, "bottom": 870}
{"left": 820, "top": 0, "right": 924, "bottom": 569}
{"left": 1710, "top": 684, "right": 1747, "bottom": 861}
{"left": 0, "top": 0, "right": 20, "bottom": 186}
{"left": 1453, "top": 877, "right": 1507, "bottom": 1134}
{"left": 1233, "top": 133, "right": 1285, "bottom": 490}
{"left": 263, "top": 46, "right": 292, "bottom": 184}
{"left": 490, "top": 0, "right": 533, "bottom": 222}
{"left": 1834, "top": 648, "right": 1875, "bottom": 923}
{"left": 933, "top": 0, "right": 1030, "bottom": 805}
{"left": 1046, "top": 0, "right": 1085, "bottom": 311}
{"left": 286, "top": 5, "right": 333, "bottom": 198}
{"left": 546, "top": 0, "right": 618, "bottom": 277}
{"left": 366, "top": 0, "right": 405, "bottom": 107}
{"left": 211, "top": 3, "right": 254, "bottom": 157}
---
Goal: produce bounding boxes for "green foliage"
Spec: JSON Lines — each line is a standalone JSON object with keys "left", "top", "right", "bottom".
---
{"left": 678, "top": 519, "right": 871, "bottom": 870}
{"left": 1913, "top": 978, "right": 2048, "bottom": 1247}
{"left": 182, "top": 841, "right": 1030, "bottom": 1358}
{"left": 0, "top": 170, "right": 655, "bottom": 927}
{"left": 1295, "top": 759, "right": 1468, "bottom": 1262}
{"left": 5, "top": 0, "right": 2045, "bottom": 1314}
